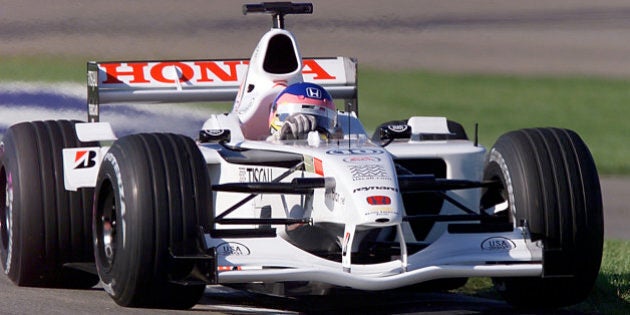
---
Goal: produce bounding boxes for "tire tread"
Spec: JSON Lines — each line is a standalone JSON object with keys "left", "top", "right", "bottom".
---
{"left": 485, "top": 127, "right": 603, "bottom": 308}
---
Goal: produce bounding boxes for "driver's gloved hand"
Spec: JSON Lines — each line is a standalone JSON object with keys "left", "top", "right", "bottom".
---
{"left": 279, "top": 113, "right": 317, "bottom": 140}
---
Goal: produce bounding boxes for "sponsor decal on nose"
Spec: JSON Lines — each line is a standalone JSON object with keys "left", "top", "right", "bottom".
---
{"left": 366, "top": 195, "right": 391, "bottom": 205}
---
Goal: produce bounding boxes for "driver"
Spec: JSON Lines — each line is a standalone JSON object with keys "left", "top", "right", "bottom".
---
{"left": 268, "top": 82, "right": 337, "bottom": 140}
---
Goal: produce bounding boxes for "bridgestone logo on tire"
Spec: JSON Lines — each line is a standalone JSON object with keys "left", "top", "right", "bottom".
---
{"left": 104, "top": 153, "right": 127, "bottom": 248}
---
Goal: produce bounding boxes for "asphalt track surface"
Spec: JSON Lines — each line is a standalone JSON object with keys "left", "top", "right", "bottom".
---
{"left": 1, "top": 1, "right": 629, "bottom": 314}
{"left": 0, "top": 276, "right": 589, "bottom": 315}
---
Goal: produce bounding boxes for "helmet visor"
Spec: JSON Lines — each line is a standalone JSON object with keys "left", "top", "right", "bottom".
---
{"left": 270, "top": 103, "right": 337, "bottom": 133}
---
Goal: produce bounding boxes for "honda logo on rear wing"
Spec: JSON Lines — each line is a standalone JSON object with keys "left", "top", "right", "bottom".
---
{"left": 87, "top": 57, "right": 357, "bottom": 122}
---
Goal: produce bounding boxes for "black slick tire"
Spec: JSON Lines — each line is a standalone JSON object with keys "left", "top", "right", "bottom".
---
{"left": 0, "top": 120, "right": 98, "bottom": 288}
{"left": 93, "top": 133, "right": 211, "bottom": 309}
{"left": 482, "top": 128, "right": 603, "bottom": 309}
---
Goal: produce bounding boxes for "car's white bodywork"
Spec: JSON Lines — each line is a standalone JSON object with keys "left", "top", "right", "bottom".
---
{"left": 61, "top": 12, "right": 544, "bottom": 292}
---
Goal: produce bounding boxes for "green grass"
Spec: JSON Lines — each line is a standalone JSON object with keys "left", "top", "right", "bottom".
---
{"left": 0, "top": 55, "right": 85, "bottom": 82}
{"left": 455, "top": 240, "right": 630, "bottom": 314}
{"left": 589, "top": 240, "right": 630, "bottom": 312}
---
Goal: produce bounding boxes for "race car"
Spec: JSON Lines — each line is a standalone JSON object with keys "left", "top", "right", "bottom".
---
{"left": 0, "top": 2, "right": 603, "bottom": 310}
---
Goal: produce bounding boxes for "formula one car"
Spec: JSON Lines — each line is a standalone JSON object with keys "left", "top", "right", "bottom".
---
{"left": 0, "top": 2, "right": 603, "bottom": 310}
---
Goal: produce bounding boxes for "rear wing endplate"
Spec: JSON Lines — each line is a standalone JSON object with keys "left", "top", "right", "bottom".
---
{"left": 87, "top": 57, "right": 357, "bottom": 122}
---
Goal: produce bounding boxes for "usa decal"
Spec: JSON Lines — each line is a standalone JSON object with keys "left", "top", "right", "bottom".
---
{"left": 217, "top": 242, "right": 251, "bottom": 256}
{"left": 481, "top": 237, "right": 516, "bottom": 252}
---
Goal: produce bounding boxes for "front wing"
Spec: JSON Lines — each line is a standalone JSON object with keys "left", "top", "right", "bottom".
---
{"left": 206, "top": 227, "right": 541, "bottom": 290}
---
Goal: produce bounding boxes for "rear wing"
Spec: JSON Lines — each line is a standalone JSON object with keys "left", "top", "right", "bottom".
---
{"left": 87, "top": 57, "right": 357, "bottom": 122}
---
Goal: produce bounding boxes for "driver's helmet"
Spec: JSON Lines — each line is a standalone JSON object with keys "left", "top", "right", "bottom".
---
{"left": 269, "top": 82, "right": 337, "bottom": 134}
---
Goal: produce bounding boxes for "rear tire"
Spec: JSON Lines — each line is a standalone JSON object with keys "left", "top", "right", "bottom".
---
{"left": 0, "top": 120, "right": 98, "bottom": 288}
{"left": 482, "top": 128, "right": 603, "bottom": 308}
{"left": 93, "top": 133, "right": 211, "bottom": 309}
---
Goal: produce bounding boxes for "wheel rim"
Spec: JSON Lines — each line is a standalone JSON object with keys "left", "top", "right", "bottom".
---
{"left": 482, "top": 159, "right": 513, "bottom": 226}
{"left": 0, "top": 169, "right": 11, "bottom": 255}
{"left": 98, "top": 188, "right": 117, "bottom": 269}
{"left": 0, "top": 169, "right": 13, "bottom": 275}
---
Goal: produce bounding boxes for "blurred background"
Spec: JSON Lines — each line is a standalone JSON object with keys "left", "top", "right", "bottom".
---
{"left": 3, "top": 0, "right": 630, "bottom": 76}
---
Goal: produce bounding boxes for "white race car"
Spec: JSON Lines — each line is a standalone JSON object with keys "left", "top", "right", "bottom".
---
{"left": 0, "top": 2, "right": 603, "bottom": 310}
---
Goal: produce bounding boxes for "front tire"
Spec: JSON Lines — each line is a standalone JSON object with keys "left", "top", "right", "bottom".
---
{"left": 0, "top": 120, "right": 98, "bottom": 288}
{"left": 482, "top": 128, "right": 603, "bottom": 308}
{"left": 93, "top": 133, "right": 211, "bottom": 309}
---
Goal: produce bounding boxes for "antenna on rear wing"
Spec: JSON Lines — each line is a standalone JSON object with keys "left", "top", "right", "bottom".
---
{"left": 243, "top": 2, "right": 313, "bottom": 29}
